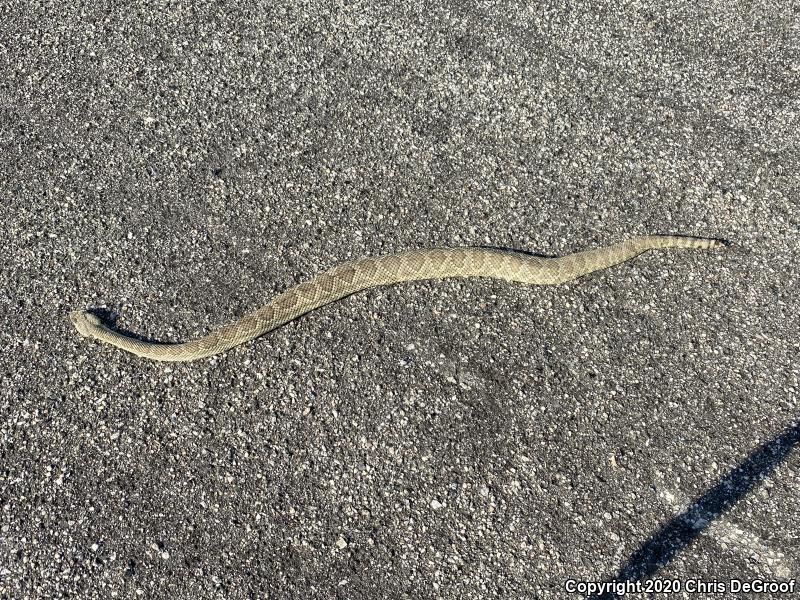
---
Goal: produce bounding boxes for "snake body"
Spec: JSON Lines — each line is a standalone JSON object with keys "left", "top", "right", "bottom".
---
{"left": 70, "top": 235, "right": 723, "bottom": 362}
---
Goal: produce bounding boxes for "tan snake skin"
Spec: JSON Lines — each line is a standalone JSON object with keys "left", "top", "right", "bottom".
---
{"left": 70, "top": 235, "right": 724, "bottom": 362}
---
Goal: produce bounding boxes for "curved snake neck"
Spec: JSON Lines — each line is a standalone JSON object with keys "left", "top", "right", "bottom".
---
{"left": 70, "top": 235, "right": 724, "bottom": 362}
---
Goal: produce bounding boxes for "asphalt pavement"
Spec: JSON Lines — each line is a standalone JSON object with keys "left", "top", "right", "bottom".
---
{"left": 1, "top": 0, "right": 798, "bottom": 598}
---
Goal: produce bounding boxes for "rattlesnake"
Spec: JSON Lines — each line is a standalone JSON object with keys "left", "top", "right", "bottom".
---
{"left": 70, "top": 235, "right": 724, "bottom": 362}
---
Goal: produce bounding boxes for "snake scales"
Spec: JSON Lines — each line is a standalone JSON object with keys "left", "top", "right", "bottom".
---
{"left": 71, "top": 235, "right": 723, "bottom": 362}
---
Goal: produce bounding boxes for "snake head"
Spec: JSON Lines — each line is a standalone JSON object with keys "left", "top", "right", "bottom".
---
{"left": 70, "top": 310, "right": 102, "bottom": 338}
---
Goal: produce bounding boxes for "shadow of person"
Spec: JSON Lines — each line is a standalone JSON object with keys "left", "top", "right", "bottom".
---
{"left": 588, "top": 421, "right": 800, "bottom": 600}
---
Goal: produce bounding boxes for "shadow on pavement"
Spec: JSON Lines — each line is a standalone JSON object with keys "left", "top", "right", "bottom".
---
{"left": 588, "top": 421, "right": 800, "bottom": 600}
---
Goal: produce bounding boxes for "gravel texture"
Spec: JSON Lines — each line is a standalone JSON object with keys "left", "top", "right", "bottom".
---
{"left": 1, "top": 0, "right": 799, "bottom": 598}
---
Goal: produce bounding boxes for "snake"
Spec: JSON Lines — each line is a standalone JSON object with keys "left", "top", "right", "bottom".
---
{"left": 70, "top": 235, "right": 724, "bottom": 362}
